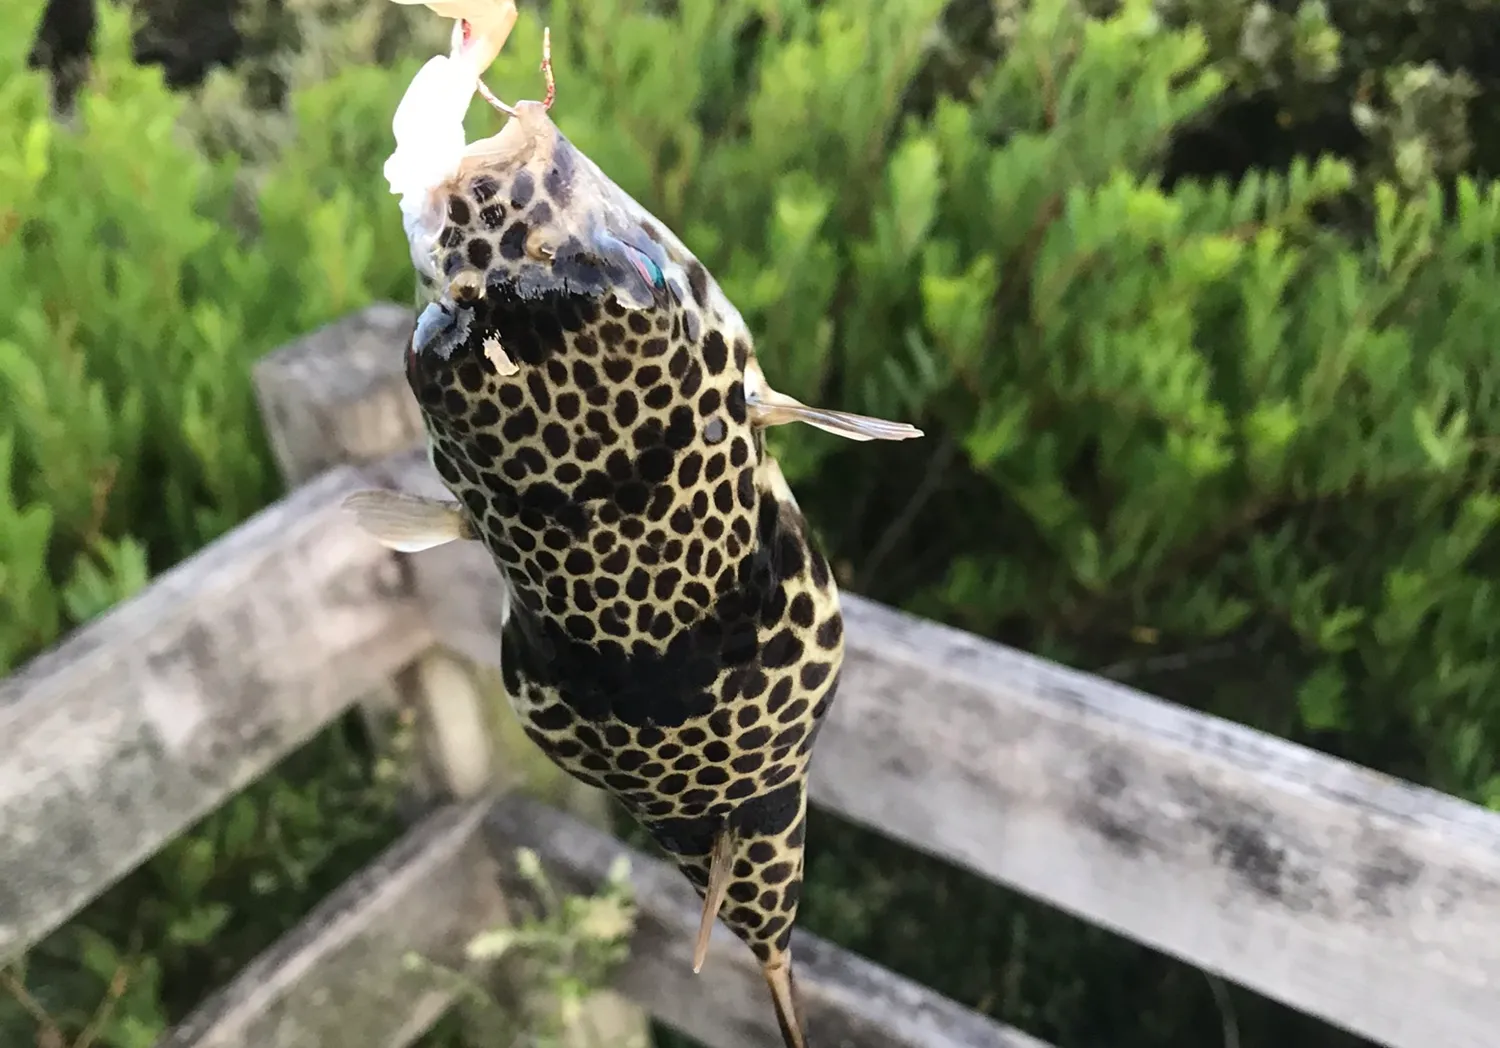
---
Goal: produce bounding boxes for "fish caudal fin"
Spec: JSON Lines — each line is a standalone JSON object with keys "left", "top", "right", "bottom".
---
{"left": 692, "top": 826, "right": 738, "bottom": 974}
{"left": 763, "top": 952, "right": 808, "bottom": 1048}
{"left": 341, "top": 489, "right": 475, "bottom": 552}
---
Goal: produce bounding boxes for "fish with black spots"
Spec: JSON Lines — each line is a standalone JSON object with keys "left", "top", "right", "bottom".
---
{"left": 345, "top": 7, "right": 923, "bottom": 1046}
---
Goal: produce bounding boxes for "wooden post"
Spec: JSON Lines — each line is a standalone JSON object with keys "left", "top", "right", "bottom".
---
{"left": 252, "top": 304, "right": 652, "bottom": 1045}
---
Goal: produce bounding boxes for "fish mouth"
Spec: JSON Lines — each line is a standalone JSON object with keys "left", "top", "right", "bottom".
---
{"left": 406, "top": 102, "right": 680, "bottom": 311}
{"left": 406, "top": 227, "right": 671, "bottom": 368}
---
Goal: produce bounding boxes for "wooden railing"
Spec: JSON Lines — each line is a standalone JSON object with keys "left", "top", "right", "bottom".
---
{"left": 3, "top": 302, "right": 1498, "bottom": 1048}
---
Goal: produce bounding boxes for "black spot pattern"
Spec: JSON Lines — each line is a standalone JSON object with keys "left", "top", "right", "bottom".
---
{"left": 401, "top": 119, "right": 849, "bottom": 976}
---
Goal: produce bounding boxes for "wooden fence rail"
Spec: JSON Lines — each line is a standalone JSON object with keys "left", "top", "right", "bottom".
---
{"left": 0, "top": 464, "right": 431, "bottom": 956}
{"left": 2, "top": 302, "right": 1498, "bottom": 1048}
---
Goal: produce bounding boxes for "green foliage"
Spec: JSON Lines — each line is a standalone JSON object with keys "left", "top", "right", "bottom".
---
{"left": 415, "top": 848, "right": 641, "bottom": 1048}
{"left": 511, "top": 0, "right": 1500, "bottom": 1043}
{"left": 0, "top": 726, "right": 409, "bottom": 1047}
{"left": 480, "top": 0, "right": 1500, "bottom": 801}
{"left": 1, "top": 2, "right": 635, "bottom": 1044}
{"left": 9, "top": 0, "right": 1500, "bottom": 1046}
{"left": 0, "top": 0, "right": 432, "bottom": 1043}
{"left": 0, "top": 0, "right": 424, "bottom": 676}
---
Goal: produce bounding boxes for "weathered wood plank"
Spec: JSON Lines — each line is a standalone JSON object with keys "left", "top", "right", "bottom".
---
{"left": 375, "top": 440, "right": 1500, "bottom": 1048}
{"left": 486, "top": 794, "right": 1051, "bottom": 1048}
{"left": 820, "top": 599, "right": 1500, "bottom": 1048}
{"left": 397, "top": 650, "right": 496, "bottom": 800}
{"left": 273, "top": 305, "right": 1500, "bottom": 1048}
{"left": 156, "top": 799, "right": 502, "bottom": 1048}
{"left": 253, "top": 303, "right": 423, "bottom": 486}
{"left": 254, "top": 304, "right": 437, "bottom": 805}
{"left": 0, "top": 466, "right": 430, "bottom": 961}
{"left": 155, "top": 788, "right": 1048, "bottom": 1048}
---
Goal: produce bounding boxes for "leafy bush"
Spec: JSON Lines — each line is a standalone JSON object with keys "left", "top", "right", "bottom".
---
{"left": 0, "top": 0, "right": 425, "bottom": 671}
{"left": 8, "top": 0, "right": 1500, "bottom": 1046}
{"left": 0, "top": 0, "right": 429, "bottom": 1043}
{"left": 507, "top": 0, "right": 1500, "bottom": 803}
{"left": 2, "top": 3, "right": 631, "bottom": 1042}
{"left": 526, "top": 1, "right": 1499, "bottom": 1042}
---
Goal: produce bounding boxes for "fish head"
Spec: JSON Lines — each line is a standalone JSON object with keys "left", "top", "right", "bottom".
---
{"left": 399, "top": 101, "right": 761, "bottom": 547}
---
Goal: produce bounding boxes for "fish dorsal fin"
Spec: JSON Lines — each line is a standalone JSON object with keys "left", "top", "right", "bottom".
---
{"left": 743, "top": 361, "right": 923, "bottom": 443}
{"left": 341, "top": 489, "right": 476, "bottom": 552}
{"left": 757, "top": 402, "right": 925, "bottom": 442}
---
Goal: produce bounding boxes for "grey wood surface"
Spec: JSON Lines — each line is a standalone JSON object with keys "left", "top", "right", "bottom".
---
{"left": 487, "top": 793, "right": 1052, "bottom": 1048}
{"left": 821, "top": 597, "right": 1500, "bottom": 1048}
{"left": 254, "top": 304, "right": 439, "bottom": 803}
{"left": 215, "top": 302, "right": 1500, "bottom": 1047}
{"left": 156, "top": 799, "right": 503, "bottom": 1048}
{"left": 253, "top": 303, "right": 424, "bottom": 486}
{"left": 154, "top": 790, "right": 1045, "bottom": 1048}
{"left": 0, "top": 465, "right": 430, "bottom": 960}
{"left": 417, "top": 497, "right": 1500, "bottom": 1048}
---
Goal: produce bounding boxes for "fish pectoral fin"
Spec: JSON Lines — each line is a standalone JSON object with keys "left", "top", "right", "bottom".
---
{"left": 749, "top": 390, "right": 923, "bottom": 443}
{"left": 692, "top": 826, "right": 738, "bottom": 974}
{"left": 341, "top": 489, "right": 476, "bottom": 552}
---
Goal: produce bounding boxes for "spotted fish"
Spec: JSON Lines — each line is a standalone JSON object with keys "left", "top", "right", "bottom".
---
{"left": 346, "top": 15, "right": 922, "bottom": 1047}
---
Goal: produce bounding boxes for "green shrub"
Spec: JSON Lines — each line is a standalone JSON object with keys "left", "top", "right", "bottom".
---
{"left": 8, "top": 0, "right": 1500, "bottom": 1046}
{"left": 1, "top": 2, "right": 628, "bottom": 1042}
{"left": 506, "top": 0, "right": 1500, "bottom": 802}
{"left": 0, "top": 0, "right": 423, "bottom": 665}
{"left": 526, "top": 2, "right": 1498, "bottom": 1042}
{"left": 0, "top": 1, "right": 424, "bottom": 1043}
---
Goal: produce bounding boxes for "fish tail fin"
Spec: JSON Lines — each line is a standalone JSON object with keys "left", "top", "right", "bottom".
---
{"left": 763, "top": 950, "right": 808, "bottom": 1048}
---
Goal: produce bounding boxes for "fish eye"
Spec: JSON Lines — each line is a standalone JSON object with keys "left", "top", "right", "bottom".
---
{"left": 449, "top": 270, "right": 484, "bottom": 303}
{"left": 624, "top": 244, "right": 666, "bottom": 290}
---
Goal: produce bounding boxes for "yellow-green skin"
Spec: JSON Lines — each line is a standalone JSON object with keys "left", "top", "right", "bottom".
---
{"left": 400, "top": 104, "right": 843, "bottom": 1021}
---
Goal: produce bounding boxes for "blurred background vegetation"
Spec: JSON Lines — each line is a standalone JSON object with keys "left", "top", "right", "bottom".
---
{"left": 5, "top": 0, "right": 1500, "bottom": 1045}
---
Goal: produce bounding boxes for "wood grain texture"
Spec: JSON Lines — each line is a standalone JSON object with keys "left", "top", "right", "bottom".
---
{"left": 0, "top": 466, "right": 430, "bottom": 960}
{"left": 265, "top": 304, "right": 1500, "bottom": 1048}
{"left": 155, "top": 790, "right": 1044, "bottom": 1048}
{"left": 400, "top": 650, "right": 495, "bottom": 799}
{"left": 384, "top": 440, "right": 1500, "bottom": 1048}
{"left": 157, "top": 799, "right": 503, "bottom": 1048}
{"left": 486, "top": 794, "right": 1051, "bottom": 1048}
{"left": 256, "top": 302, "right": 484, "bottom": 807}
{"left": 821, "top": 597, "right": 1500, "bottom": 1048}
{"left": 253, "top": 303, "right": 422, "bottom": 486}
